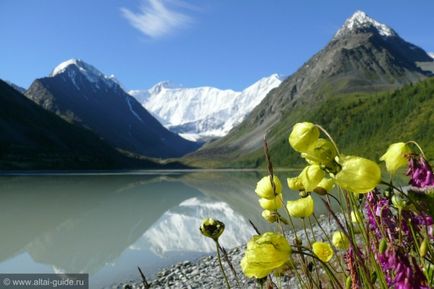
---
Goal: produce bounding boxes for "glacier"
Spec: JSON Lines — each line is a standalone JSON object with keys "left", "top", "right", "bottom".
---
{"left": 129, "top": 74, "right": 284, "bottom": 142}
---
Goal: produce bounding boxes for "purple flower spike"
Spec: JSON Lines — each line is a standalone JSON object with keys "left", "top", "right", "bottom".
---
{"left": 407, "top": 156, "right": 434, "bottom": 188}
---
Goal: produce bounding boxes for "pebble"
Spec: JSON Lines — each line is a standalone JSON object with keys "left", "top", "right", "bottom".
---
{"left": 106, "top": 214, "right": 342, "bottom": 289}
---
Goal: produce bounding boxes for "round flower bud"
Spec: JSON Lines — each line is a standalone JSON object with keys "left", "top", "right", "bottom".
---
{"left": 259, "top": 195, "right": 282, "bottom": 211}
{"left": 335, "top": 155, "right": 381, "bottom": 194}
{"left": 287, "top": 177, "right": 304, "bottom": 191}
{"left": 332, "top": 231, "right": 349, "bottom": 250}
{"left": 420, "top": 237, "right": 428, "bottom": 257}
{"left": 391, "top": 194, "right": 407, "bottom": 210}
{"left": 286, "top": 195, "right": 314, "bottom": 218}
{"left": 301, "top": 138, "right": 337, "bottom": 165}
{"left": 262, "top": 210, "right": 278, "bottom": 223}
{"left": 379, "top": 238, "right": 387, "bottom": 254}
{"left": 255, "top": 175, "right": 282, "bottom": 199}
{"left": 346, "top": 276, "right": 352, "bottom": 289}
{"left": 312, "top": 241, "right": 334, "bottom": 263}
{"left": 241, "top": 232, "right": 292, "bottom": 279}
{"left": 351, "top": 210, "right": 362, "bottom": 224}
{"left": 380, "top": 142, "right": 411, "bottom": 174}
{"left": 289, "top": 122, "right": 319, "bottom": 153}
{"left": 199, "top": 218, "right": 225, "bottom": 241}
{"left": 299, "top": 165, "right": 325, "bottom": 192}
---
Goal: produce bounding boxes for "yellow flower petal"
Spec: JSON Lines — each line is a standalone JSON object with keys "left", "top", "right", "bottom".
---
{"left": 289, "top": 122, "right": 319, "bottom": 153}
{"left": 301, "top": 138, "right": 337, "bottom": 165}
{"left": 286, "top": 195, "right": 314, "bottom": 218}
{"left": 259, "top": 195, "right": 282, "bottom": 210}
{"left": 262, "top": 210, "right": 278, "bottom": 223}
{"left": 287, "top": 176, "right": 304, "bottom": 191}
{"left": 241, "top": 232, "right": 292, "bottom": 279}
{"left": 299, "top": 165, "right": 324, "bottom": 192}
{"left": 312, "top": 242, "right": 334, "bottom": 262}
{"left": 255, "top": 175, "right": 282, "bottom": 199}
{"left": 351, "top": 211, "right": 362, "bottom": 224}
{"left": 379, "top": 142, "right": 411, "bottom": 174}
{"left": 314, "top": 178, "right": 334, "bottom": 195}
{"left": 332, "top": 231, "right": 349, "bottom": 250}
{"left": 335, "top": 155, "right": 381, "bottom": 193}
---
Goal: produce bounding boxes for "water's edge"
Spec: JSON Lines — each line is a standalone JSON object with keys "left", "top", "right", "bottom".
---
{"left": 108, "top": 214, "right": 341, "bottom": 289}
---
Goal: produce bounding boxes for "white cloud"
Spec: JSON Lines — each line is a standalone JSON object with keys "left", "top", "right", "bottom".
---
{"left": 121, "top": 0, "right": 192, "bottom": 38}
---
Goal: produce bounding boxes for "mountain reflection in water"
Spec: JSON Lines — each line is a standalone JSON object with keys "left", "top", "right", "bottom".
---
{"left": 0, "top": 171, "right": 271, "bottom": 288}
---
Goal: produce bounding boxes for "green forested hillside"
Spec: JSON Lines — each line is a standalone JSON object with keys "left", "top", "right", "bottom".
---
{"left": 190, "top": 77, "right": 434, "bottom": 168}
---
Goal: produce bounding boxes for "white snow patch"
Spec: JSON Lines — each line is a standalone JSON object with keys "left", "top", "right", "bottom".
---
{"left": 429, "top": 52, "right": 434, "bottom": 59}
{"left": 126, "top": 96, "right": 143, "bottom": 123}
{"left": 50, "top": 59, "right": 120, "bottom": 89}
{"left": 335, "top": 10, "right": 396, "bottom": 38}
{"left": 130, "top": 197, "right": 254, "bottom": 256}
{"left": 129, "top": 74, "right": 284, "bottom": 141}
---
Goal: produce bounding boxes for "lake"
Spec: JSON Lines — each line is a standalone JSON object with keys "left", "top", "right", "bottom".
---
{"left": 0, "top": 170, "right": 333, "bottom": 288}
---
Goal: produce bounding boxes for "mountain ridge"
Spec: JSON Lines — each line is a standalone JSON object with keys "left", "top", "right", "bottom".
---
{"left": 0, "top": 80, "right": 174, "bottom": 169}
{"left": 129, "top": 74, "right": 284, "bottom": 141}
{"left": 187, "top": 10, "right": 434, "bottom": 167}
{"left": 25, "top": 59, "right": 200, "bottom": 158}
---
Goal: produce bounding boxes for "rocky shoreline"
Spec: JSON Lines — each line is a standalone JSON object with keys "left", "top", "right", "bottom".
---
{"left": 109, "top": 214, "right": 342, "bottom": 289}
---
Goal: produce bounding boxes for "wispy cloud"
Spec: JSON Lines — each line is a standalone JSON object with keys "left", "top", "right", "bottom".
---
{"left": 121, "top": 0, "right": 193, "bottom": 38}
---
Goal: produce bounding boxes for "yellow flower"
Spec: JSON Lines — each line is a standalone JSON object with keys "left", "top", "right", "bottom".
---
{"left": 241, "top": 232, "right": 292, "bottom": 279}
{"left": 301, "top": 138, "right": 337, "bottom": 165}
{"left": 332, "top": 231, "right": 349, "bottom": 250}
{"left": 314, "top": 178, "right": 334, "bottom": 195}
{"left": 262, "top": 210, "right": 278, "bottom": 223}
{"left": 286, "top": 195, "right": 314, "bottom": 218}
{"left": 380, "top": 142, "right": 411, "bottom": 174}
{"left": 289, "top": 122, "right": 319, "bottom": 153}
{"left": 351, "top": 211, "right": 362, "bottom": 224}
{"left": 255, "top": 175, "right": 282, "bottom": 199}
{"left": 199, "top": 218, "right": 225, "bottom": 241}
{"left": 259, "top": 195, "right": 282, "bottom": 211}
{"left": 312, "top": 242, "right": 334, "bottom": 262}
{"left": 299, "top": 165, "right": 324, "bottom": 192}
{"left": 335, "top": 155, "right": 381, "bottom": 193}
{"left": 287, "top": 176, "right": 304, "bottom": 191}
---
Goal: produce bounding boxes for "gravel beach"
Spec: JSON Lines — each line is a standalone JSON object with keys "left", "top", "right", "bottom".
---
{"left": 108, "top": 214, "right": 343, "bottom": 289}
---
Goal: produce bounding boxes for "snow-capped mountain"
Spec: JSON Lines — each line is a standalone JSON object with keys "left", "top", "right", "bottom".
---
{"left": 334, "top": 10, "right": 396, "bottom": 38}
{"left": 191, "top": 10, "right": 433, "bottom": 164}
{"left": 49, "top": 59, "right": 125, "bottom": 90}
{"left": 131, "top": 197, "right": 254, "bottom": 256}
{"left": 25, "top": 59, "right": 200, "bottom": 158}
{"left": 129, "top": 74, "right": 284, "bottom": 142}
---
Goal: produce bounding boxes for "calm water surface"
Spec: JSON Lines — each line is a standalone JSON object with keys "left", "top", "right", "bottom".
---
{"left": 0, "top": 171, "right": 332, "bottom": 288}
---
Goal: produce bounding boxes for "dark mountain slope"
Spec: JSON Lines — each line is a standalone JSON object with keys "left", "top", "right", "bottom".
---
{"left": 25, "top": 59, "right": 200, "bottom": 159}
{"left": 0, "top": 80, "right": 165, "bottom": 170}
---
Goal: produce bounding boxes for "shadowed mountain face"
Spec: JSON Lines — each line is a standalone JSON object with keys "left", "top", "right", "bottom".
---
{"left": 0, "top": 80, "right": 163, "bottom": 169}
{"left": 25, "top": 60, "right": 200, "bottom": 159}
{"left": 189, "top": 11, "right": 434, "bottom": 167}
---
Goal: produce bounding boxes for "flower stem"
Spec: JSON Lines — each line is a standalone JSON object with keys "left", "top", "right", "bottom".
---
{"left": 315, "top": 124, "right": 341, "bottom": 157}
{"left": 406, "top": 140, "right": 427, "bottom": 159}
{"left": 216, "top": 240, "right": 231, "bottom": 289}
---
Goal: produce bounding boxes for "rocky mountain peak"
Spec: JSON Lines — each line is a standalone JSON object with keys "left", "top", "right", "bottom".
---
{"left": 335, "top": 10, "right": 397, "bottom": 38}
{"left": 49, "top": 59, "right": 120, "bottom": 89}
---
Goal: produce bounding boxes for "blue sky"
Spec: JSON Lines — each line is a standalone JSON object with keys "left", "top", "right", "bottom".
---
{"left": 1, "top": 0, "right": 433, "bottom": 91}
